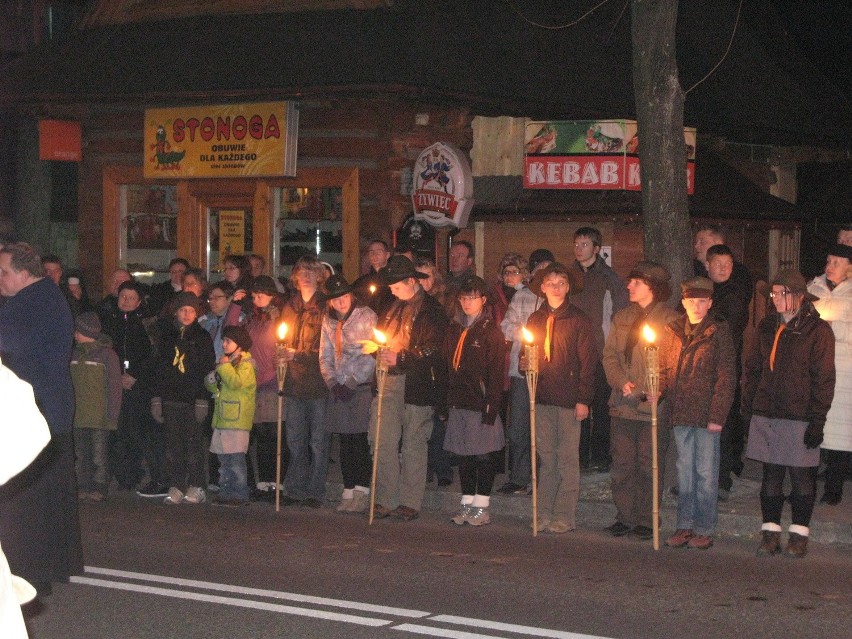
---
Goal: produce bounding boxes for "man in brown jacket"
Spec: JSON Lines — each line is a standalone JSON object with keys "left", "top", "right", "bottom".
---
{"left": 660, "top": 277, "right": 736, "bottom": 550}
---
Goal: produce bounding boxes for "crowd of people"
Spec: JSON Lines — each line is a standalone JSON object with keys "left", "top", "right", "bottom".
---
{"left": 0, "top": 223, "right": 850, "bottom": 601}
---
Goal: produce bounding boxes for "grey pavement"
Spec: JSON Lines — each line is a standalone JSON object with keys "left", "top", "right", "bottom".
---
{"left": 319, "top": 442, "right": 852, "bottom": 547}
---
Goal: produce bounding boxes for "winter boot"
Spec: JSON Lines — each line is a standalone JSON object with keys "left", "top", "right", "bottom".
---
{"left": 756, "top": 530, "right": 781, "bottom": 556}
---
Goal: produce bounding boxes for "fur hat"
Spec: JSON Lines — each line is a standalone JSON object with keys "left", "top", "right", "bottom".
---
{"left": 680, "top": 276, "right": 714, "bottom": 299}
{"left": 221, "top": 325, "right": 252, "bottom": 352}
{"left": 380, "top": 256, "right": 428, "bottom": 285}
{"left": 75, "top": 311, "right": 102, "bottom": 339}
{"left": 528, "top": 262, "right": 583, "bottom": 297}
{"left": 828, "top": 244, "right": 852, "bottom": 261}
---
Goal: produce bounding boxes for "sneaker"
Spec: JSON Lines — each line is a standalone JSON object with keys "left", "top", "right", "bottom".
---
{"left": 137, "top": 482, "right": 169, "bottom": 498}
{"left": 665, "top": 528, "right": 694, "bottom": 548}
{"left": 164, "top": 487, "right": 184, "bottom": 504}
{"left": 532, "top": 516, "right": 551, "bottom": 531}
{"left": 451, "top": 505, "right": 472, "bottom": 525}
{"left": 467, "top": 507, "right": 491, "bottom": 527}
{"left": 547, "top": 520, "right": 573, "bottom": 534}
{"left": 687, "top": 534, "right": 714, "bottom": 550}
{"left": 183, "top": 486, "right": 206, "bottom": 504}
{"left": 349, "top": 491, "right": 369, "bottom": 513}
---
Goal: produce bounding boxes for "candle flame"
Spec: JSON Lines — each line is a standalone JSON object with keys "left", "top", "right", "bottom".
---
{"left": 521, "top": 327, "right": 534, "bottom": 344}
{"left": 373, "top": 328, "right": 387, "bottom": 345}
{"left": 277, "top": 323, "right": 288, "bottom": 341}
{"left": 642, "top": 324, "right": 656, "bottom": 344}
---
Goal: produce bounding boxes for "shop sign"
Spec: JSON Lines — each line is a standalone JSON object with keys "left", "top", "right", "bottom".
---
{"left": 143, "top": 101, "right": 298, "bottom": 179}
{"left": 524, "top": 120, "right": 696, "bottom": 194}
{"left": 411, "top": 142, "right": 474, "bottom": 229}
{"left": 39, "top": 120, "right": 82, "bottom": 162}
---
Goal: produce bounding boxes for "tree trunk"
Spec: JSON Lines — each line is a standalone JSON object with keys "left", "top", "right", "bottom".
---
{"left": 631, "top": 0, "right": 692, "bottom": 301}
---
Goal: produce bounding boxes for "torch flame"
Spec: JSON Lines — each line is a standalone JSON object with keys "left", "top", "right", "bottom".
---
{"left": 642, "top": 324, "right": 656, "bottom": 344}
{"left": 369, "top": 284, "right": 377, "bottom": 295}
{"left": 521, "top": 327, "right": 534, "bottom": 344}
{"left": 277, "top": 323, "right": 288, "bottom": 341}
{"left": 373, "top": 328, "right": 387, "bottom": 345}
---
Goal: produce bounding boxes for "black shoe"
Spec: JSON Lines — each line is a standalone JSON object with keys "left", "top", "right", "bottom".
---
{"left": 251, "top": 487, "right": 276, "bottom": 503}
{"left": 630, "top": 525, "right": 654, "bottom": 540}
{"left": 820, "top": 492, "right": 842, "bottom": 505}
{"left": 605, "top": 521, "right": 632, "bottom": 537}
{"left": 302, "top": 497, "right": 323, "bottom": 508}
{"left": 136, "top": 482, "right": 169, "bottom": 498}
{"left": 497, "top": 482, "right": 524, "bottom": 495}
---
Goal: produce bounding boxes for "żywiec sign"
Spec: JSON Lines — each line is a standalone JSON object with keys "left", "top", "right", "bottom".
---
{"left": 524, "top": 120, "right": 696, "bottom": 194}
{"left": 411, "top": 142, "right": 474, "bottom": 229}
{"left": 143, "top": 102, "right": 298, "bottom": 179}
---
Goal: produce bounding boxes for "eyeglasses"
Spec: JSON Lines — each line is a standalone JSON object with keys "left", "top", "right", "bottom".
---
{"left": 458, "top": 294, "right": 484, "bottom": 302}
{"left": 502, "top": 268, "right": 521, "bottom": 276}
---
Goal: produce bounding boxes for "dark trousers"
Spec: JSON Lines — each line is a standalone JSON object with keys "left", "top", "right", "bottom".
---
{"left": 163, "top": 401, "right": 206, "bottom": 491}
{"left": 459, "top": 452, "right": 500, "bottom": 496}
{"left": 823, "top": 449, "right": 851, "bottom": 498}
{"left": 760, "top": 463, "right": 817, "bottom": 527}
{"left": 718, "top": 385, "right": 745, "bottom": 490}
{"left": 111, "top": 387, "right": 148, "bottom": 489}
{"left": 339, "top": 432, "right": 371, "bottom": 489}
{"left": 609, "top": 417, "right": 669, "bottom": 528}
{"left": 0, "top": 432, "right": 84, "bottom": 585}
{"left": 427, "top": 414, "right": 452, "bottom": 482}
{"left": 580, "top": 361, "right": 611, "bottom": 467}
{"left": 250, "top": 421, "right": 288, "bottom": 486}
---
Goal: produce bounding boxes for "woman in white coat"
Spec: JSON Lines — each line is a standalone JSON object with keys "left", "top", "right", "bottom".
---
{"left": 808, "top": 244, "right": 852, "bottom": 504}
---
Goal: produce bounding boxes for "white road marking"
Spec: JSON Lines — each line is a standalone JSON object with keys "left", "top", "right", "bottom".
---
{"left": 71, "top": 576, "right": 390, "bottom": 627}
{"left": 83, "top": 566, "right": 430, "bottom": 617}
{"left": 429, "top": 615, "right": 612, "bottom": 639}
{"left": 75, "top": 566, "right": 613, "bottom": 639}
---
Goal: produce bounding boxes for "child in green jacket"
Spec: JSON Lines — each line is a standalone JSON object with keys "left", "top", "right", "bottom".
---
{"left": 206, "top": 325, "right": 256, "bottom": 506}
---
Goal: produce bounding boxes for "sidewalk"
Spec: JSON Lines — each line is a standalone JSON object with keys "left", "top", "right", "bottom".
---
{"left": 324, "top": 449, "right": 852, "bottom": 546}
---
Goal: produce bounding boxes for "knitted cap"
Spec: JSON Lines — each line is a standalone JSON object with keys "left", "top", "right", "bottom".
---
{"left": 221, "top": 325, "right": 253, "bottom": 352}
{"left": 75, "top": 311, "right": 102, "bottom": 339}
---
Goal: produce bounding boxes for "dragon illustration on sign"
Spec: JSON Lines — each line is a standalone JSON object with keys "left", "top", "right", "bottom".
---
{"left": 149, "top": 124, "right": 186, "bottom": 171}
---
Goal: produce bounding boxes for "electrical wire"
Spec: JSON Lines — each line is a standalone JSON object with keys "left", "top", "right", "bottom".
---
{"left": 685, "top": 0, "right": 744, "bottom": 95}
{"left": 501, "top": 0, "right": 613, "bottom": 30}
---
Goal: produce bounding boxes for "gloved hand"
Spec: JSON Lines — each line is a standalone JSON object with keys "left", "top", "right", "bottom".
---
{"left": 804, "top": 422, "right": 824, "bottom": 449}
{"left": 194, "top": 399, "right": 210, "bottom": 424}
{"left": 333, "top": 384, "right": 354, "bottom": 402}
{"left": 151, "top": 397, "right": 164, "bottom": 424}
{"left": 481, "top": 406, "right": 498, "bottom": 426}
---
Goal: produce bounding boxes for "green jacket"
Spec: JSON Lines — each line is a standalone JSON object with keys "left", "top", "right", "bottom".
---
{"left": 206, "top": 352, "right": 256, "bottom": 431}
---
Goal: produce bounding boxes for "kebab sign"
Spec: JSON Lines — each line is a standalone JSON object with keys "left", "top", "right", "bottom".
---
{"left": 411, "top": 142, "right": 474, "bottom": 229}
{"left": 524, "top": 119, "right": 696, "bottom": 193}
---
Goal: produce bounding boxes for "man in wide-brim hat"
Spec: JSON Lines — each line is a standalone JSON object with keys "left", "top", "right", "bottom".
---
{"left": 368, "top": 256, "right": 448, "bottom": 521}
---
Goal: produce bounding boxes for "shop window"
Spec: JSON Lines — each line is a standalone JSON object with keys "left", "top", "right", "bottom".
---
{"left": 119, "top": 184, "right": 178, "bottom": 285}
{"left": 274, "top": 187, "right": 343, "bottom": 278}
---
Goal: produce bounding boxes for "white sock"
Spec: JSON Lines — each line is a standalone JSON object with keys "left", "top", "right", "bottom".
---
{"left": 460, "top": 494, "right": 474, "bottom": 506}
{"left": 789, "top": 524, "right": 809, "bottom": 537}
{"left": 341, "top": 488, "right": 354, "bottom": 500}
{"left": 354, "top": 485, "right": 370, "bottom": 495}
{"left": 761, "top": 522, "right": 783, "bottom": 533}
{"left": 472, "top": 495, "right": 490, "bottom": 508}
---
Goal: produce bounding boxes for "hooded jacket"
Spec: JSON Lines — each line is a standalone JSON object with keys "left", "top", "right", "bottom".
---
{"left": 206, "top": 352, "right": 256, "bottom": 431}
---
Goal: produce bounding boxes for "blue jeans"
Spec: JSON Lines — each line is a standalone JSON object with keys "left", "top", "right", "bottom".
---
{"left": 673, "top": 425, "right": 720, "bottom": 535}
{"left": 508, "top": 377, "right": 532, "bottom": 487}
{"left": 217, "top": 452, "right": 249, "bottom": 501}
{"left": 285, "top": 397, "right": 329, "bottom": 500}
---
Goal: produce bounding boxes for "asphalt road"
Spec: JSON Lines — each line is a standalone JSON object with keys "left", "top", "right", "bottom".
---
{"left": 23, "top": 497, "right": 852, "bottom": 639}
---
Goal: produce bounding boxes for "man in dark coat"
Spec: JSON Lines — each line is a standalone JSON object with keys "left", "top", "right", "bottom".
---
{"left": 0, "top": 242, "right": 83, "bottom": 597}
